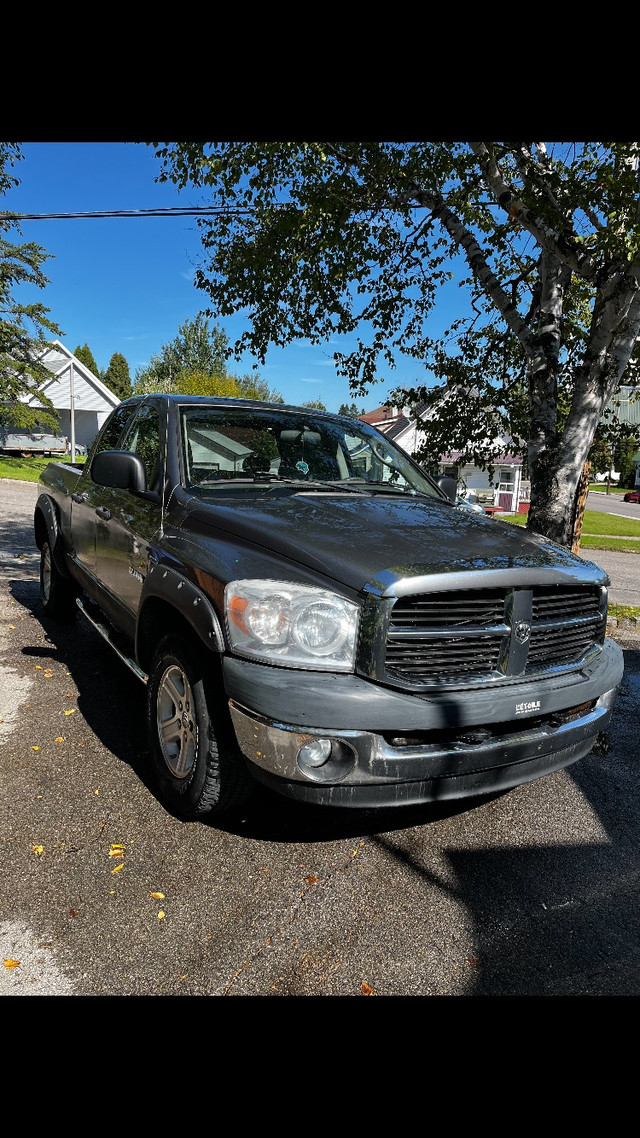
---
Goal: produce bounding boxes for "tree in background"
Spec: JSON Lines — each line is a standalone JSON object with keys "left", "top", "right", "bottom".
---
{"left": 235, "top": 373, "right": 283, "bottom": 402}
{"left": 0, "top": 143, "right": 62, "bottom": 434}
{"left": 153, "top": 141, "right": 640, "bottom": 548}
{"left": 615, "top": 435, "right": 638, "bottom": 488}
{"left": 338, "top": 401, "right": 365, "bottom": 418}
{"left": 134, "top": 315, "right": 283, "bottom": 402}
{"left": 174, "top": 370, "right": 243, "bottom": 397}
{"left": 103, "top": 351, "right": 132, "bottom": 400}
{"left": 301, "top": 398, "right": 327, "bottom": 410}
{"left": 135, "top": 314, "right": 228, "bottom": 391}
{"left": 74, "top": 342, "right": 100, "bottom": 375}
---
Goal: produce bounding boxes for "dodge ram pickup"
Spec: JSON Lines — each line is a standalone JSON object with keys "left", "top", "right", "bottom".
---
{"left": 34, "top": 394, "right": 624, "bottom": 818}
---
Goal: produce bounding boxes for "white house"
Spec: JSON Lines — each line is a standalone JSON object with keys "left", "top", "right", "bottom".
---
{"left": 21, "top": 340, "right": 121, "bottom": 453}
{"left": 359, "top": 403, "right": 529, "bottom": 513}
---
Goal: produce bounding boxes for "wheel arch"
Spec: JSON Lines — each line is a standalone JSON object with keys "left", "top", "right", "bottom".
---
{"left": 34, "top": 494, "right": 75, "bottom": 580}
{"left": 34, "top": 493, "right": 58, "bottom": 551}
{"left": 136, "top": 568, "right": 225, "bottom": 677}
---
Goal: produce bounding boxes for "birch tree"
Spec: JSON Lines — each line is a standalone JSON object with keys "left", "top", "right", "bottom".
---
{"left": 153, "top": 141, "right": 640, "bottom": 546}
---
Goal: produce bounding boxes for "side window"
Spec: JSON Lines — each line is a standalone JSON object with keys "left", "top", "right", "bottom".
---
{"left": 120, "top": 403, "right": 162, "bottom": 490}
{"left": 88, "top": 405, "right": 136, "bottom": 467}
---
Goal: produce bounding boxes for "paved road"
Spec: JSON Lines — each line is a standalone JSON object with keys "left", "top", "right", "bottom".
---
{"left": 586, "top": 490, "right": 640, "bottom": 519}
{"left": 1, "top": 478, "right": 640, "bottom": 997}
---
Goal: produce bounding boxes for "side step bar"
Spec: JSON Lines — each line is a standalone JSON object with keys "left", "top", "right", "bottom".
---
{"left": 76, "top": 598, "right": 148, "bottom": 685}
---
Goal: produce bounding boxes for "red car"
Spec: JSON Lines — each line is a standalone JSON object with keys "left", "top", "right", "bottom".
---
{"left": 623, "top": 489, "right": 640, "bottom": 502}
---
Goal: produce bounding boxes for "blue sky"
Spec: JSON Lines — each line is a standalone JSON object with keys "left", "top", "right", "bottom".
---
{"left": 5, "top": 141, "right": 445, "bottom": 414}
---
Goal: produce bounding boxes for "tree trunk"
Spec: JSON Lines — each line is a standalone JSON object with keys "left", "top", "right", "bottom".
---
{"left": 571, "top": 460, "right": 591, "bottom": 554}
{"left": 527, "top": 451, "right": 581, "bottom": 546}
{"left": 523, "top": 252, "right": 576, "bottom": 544}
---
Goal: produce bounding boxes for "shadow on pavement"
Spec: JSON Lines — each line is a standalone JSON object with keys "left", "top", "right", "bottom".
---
{"left": 8, "top": 573, "right": 640, "bottom": 996}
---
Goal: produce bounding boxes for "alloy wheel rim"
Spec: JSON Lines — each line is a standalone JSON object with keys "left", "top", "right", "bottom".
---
{"left": 157, "top": 664, "right": 197, "bottom": 778}
{"left": 42, "top": 544, "right": 52, "bottom": 603}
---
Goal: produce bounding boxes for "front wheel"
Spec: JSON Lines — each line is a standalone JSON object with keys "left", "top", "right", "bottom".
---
{"left": 39, "top": 540, "right": 77, "bottom": 620}
{"left": 146, "top": 636, "right": 253, "bottom": 818}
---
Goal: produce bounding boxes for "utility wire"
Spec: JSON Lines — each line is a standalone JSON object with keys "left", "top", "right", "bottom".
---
{"left": 0, "top": 206, "right": 253, "bottom": 221}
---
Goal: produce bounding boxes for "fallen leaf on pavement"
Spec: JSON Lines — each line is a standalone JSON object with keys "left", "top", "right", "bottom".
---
{"left": 3, "top": 959, "right": 20, "bottom": 970}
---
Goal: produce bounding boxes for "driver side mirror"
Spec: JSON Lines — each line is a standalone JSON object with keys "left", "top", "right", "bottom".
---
{"left": 436, "top": 475, "right": 458, "bottom": 502}
{"left": 91, "top": 450, "right": 147, "bottom": 492}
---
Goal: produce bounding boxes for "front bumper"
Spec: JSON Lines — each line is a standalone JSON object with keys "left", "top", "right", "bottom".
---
{"left": 223, "top": 638, "right": 624, "bottom": 808}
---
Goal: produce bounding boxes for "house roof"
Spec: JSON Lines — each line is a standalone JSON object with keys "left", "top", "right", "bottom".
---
{"left": 367, "top": 402, "right": 524, "bottom": 466}
{"left": 359, "top": 405, "right": 402, "bottom": 426}
{"left": 23, "top": 340, "right": 121, "bottom": 414}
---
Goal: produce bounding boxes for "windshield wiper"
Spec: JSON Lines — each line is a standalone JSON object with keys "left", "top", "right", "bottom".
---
{"left": 331, "top": 479, "right": 427, "bottom": 496}
{"left": 194, "top": 476, "right": 426, "bottom": 496}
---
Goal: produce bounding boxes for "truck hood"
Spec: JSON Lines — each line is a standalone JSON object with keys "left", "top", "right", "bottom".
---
{"left": 182, "top": 490, "right": 607, "bottom": 595}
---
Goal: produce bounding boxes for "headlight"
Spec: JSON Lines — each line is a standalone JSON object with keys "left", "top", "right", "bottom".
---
{"left": 224, "top": 580, "right": 359, "bottom": 671}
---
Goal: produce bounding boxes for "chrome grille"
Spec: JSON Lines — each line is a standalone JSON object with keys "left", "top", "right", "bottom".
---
{"left": 384, "top": 584, "right": 604, "bottom": 683}
{"left": 527, "top": 585, "right": 604, "bottom": 671}
{"left": 386, "top": 589, "right": 507, "bottom": 678}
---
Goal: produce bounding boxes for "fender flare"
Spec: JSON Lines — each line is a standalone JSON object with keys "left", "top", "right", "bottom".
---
{"left": 137, "top": 562, "right": 225, "bottom": 665}
{"left": 34, "top": 493, "right": 74, "bottom": 580}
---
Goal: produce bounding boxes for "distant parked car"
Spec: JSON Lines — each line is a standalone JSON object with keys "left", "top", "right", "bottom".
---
{"left": 623, "top": 489, "right": 640, "bottom": 503}
{"left": 455, "top": 495, "right": 485, "bottom": 514}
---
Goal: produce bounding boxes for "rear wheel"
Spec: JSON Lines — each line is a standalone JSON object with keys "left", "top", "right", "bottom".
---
{"left": 39, "top": 540, "right": 77, "bottom": 620}
{"left": 147, "top": 635, "right": 253, "bottom": 818}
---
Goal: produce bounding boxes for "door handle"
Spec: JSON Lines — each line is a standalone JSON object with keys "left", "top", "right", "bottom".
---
{"left": 95, "top": 506, "right": 111, "bottom": 521}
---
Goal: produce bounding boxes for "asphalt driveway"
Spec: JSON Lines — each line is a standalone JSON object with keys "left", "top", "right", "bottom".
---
{"left": 1, "top": 478, "right": 640, "bottom": 997}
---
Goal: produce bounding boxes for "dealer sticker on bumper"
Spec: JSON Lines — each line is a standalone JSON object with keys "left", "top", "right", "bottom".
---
{"left": 515, "top": 700, "right": 541, "bottom": 715}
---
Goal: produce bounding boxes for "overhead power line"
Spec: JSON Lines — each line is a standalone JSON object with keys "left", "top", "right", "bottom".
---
{"left": 0, "top": 206, "right": 253, "bottom": 221}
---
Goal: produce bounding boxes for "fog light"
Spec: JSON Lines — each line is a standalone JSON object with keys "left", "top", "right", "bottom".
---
{"left": 296, "top": 737, "right": 356, "bottom": 783}
{"left": 298, "top": 738, "right": 333, "bottom": 767}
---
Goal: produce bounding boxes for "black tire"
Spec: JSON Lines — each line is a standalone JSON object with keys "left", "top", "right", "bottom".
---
{"left": 39, "top": 539, "right": 77, "bottom": 621}
{"left": 147, "top": 635, "right": 253, "bottom": 818}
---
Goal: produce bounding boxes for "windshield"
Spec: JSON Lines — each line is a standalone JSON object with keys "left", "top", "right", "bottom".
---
{"left": 179, "top": 405, "right": 443, "bottom": 498}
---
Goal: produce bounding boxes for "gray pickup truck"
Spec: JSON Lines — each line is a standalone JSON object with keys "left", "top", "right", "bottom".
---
{"left": 34, "top": 394, "right": 624, "bottom": 818}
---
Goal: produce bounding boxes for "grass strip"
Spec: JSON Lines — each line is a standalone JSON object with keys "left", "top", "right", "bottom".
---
{"left": 0, "top": 455, "right": 85, "bottom": 482}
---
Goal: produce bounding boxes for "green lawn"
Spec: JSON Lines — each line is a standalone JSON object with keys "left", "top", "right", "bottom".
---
{"left": 588, "top": 483, "right": 634, "bottom": 494}
{"left": 573, "top": 511, "right": 640, "bottom": 536}
{"left": 579, "top": 535, "right": 640, "bottom": 553}
{"left": 500, "top": 508, "right": 640, "bottom": 553}
{"left": 0, "top": 454, "right": 85, "bottom": 482}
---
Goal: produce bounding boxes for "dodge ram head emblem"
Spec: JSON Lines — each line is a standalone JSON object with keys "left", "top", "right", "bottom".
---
{"left": 514, "top": 620, "right": 531, "bottom": 644}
